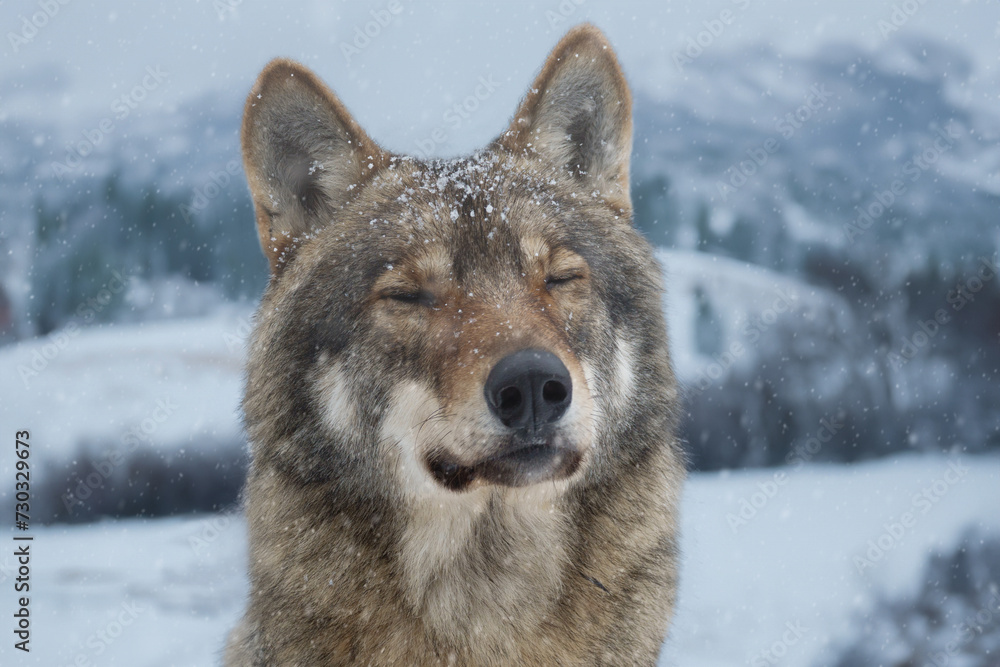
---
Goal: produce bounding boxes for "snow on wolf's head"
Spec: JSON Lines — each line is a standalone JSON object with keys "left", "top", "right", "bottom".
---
{"left": 229, "top": 24, "right": 684, "bottom": 666}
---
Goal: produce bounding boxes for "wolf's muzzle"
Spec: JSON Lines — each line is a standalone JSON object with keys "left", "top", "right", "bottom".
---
{"left": 425, "top": 349, "right": 580, "bottom": 491}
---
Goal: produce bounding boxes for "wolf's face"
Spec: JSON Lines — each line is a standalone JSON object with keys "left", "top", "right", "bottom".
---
{"left": 241, "top": 27, "right": 668, "bottom": 507}
{"left": 345, "top": 159, "right": 602, "bottom": 496}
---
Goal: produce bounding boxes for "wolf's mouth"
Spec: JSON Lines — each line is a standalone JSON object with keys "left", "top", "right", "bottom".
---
{"left": 426, "top": 440, "right": 582, "bottom": 492}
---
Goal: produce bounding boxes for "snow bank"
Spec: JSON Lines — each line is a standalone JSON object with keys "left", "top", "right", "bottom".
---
{"left": 665, "top": 454, "right": 1000, "bottom": 665}
{"left": 0, "top": 309, "right": 252, "bottom": 522}
{"left": 1, "top": 454, "right": 996, "bottom": 665}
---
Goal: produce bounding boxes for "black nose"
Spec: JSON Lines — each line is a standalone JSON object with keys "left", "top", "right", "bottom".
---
{"left": 485, "top": 349, "right": 572, "bottom": 434}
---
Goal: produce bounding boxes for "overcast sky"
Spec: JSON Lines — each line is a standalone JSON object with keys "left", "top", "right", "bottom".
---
{"left": 2, "top": 0, "right": 997, "bottom": 154}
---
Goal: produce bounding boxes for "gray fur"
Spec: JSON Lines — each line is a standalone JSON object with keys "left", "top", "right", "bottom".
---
{"left": 227, "top": 24, "right": 685, "bottom": 666}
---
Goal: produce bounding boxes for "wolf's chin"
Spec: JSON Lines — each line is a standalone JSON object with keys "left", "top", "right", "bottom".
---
{"left": 426, "top": 437, "right": 582, "bottom": 492}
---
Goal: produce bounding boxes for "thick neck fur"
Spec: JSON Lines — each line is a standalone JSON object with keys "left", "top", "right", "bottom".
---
{"left": 238, "top": 415, "right": 682, "bottom": 666}
{"left": 399, "top": 485, "right": 571, "bottom": 646}
{"left": 243, "top": 464, "right": 582, "bottom": 665}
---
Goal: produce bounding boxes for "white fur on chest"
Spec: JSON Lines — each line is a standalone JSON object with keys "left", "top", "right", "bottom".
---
{"left": 380, "top": 381, "right": 571, "bottom": 644}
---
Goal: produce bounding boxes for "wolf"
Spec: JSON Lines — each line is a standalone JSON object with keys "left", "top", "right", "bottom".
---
{"left": 225, "top": 23, "right": 685, "bottom": 666}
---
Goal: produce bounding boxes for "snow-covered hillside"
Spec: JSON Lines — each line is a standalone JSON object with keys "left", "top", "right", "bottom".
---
{"left": 0, "top": 310, "right": 251, "bottom": 523}
{"left": 1, "top": 455, "right": 996, "bottom": 666}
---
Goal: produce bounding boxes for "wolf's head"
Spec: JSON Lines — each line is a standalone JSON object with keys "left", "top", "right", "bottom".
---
{"left": 240, "top": 25, "right": 675, "bottom": 508}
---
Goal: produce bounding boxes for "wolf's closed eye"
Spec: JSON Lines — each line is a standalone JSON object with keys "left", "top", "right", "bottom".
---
{"left": 382, "top": 288, "right": 435, "bottom": 307}
{"left": 544, "top": 273, "right": 584, "bottom": 288}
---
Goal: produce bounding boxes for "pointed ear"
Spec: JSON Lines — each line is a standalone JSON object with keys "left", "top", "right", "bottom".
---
{"left": 498, "top": 24, "right": 633, "bottom": 207}
{"left": 241, "top": 59, "right": 388, "bottom": 274}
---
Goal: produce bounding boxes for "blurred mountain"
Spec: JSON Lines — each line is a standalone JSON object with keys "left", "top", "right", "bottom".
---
{"left": 1, "top": 36, "right": 997, "bottom": 477}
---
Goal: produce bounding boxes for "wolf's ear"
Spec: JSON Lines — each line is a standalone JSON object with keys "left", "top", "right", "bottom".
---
{"left": 241, "top": 59, "right": 387, "bottom": 274}
{"left": 498, "top": 24, "right": 632, "bottom": 207}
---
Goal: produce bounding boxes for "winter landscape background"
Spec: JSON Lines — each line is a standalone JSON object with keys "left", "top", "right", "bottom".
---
{"left": 1, "top": 1, "right": 998, "bottom": 665}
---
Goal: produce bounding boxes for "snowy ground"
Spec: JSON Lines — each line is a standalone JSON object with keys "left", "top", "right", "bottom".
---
{"left": 1, "top": 454, "right": 996, "bottom": 666}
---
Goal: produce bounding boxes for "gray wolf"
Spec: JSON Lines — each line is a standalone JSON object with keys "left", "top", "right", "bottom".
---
{"left": 226, "top": 23, "right": 685, "bottom": 666}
